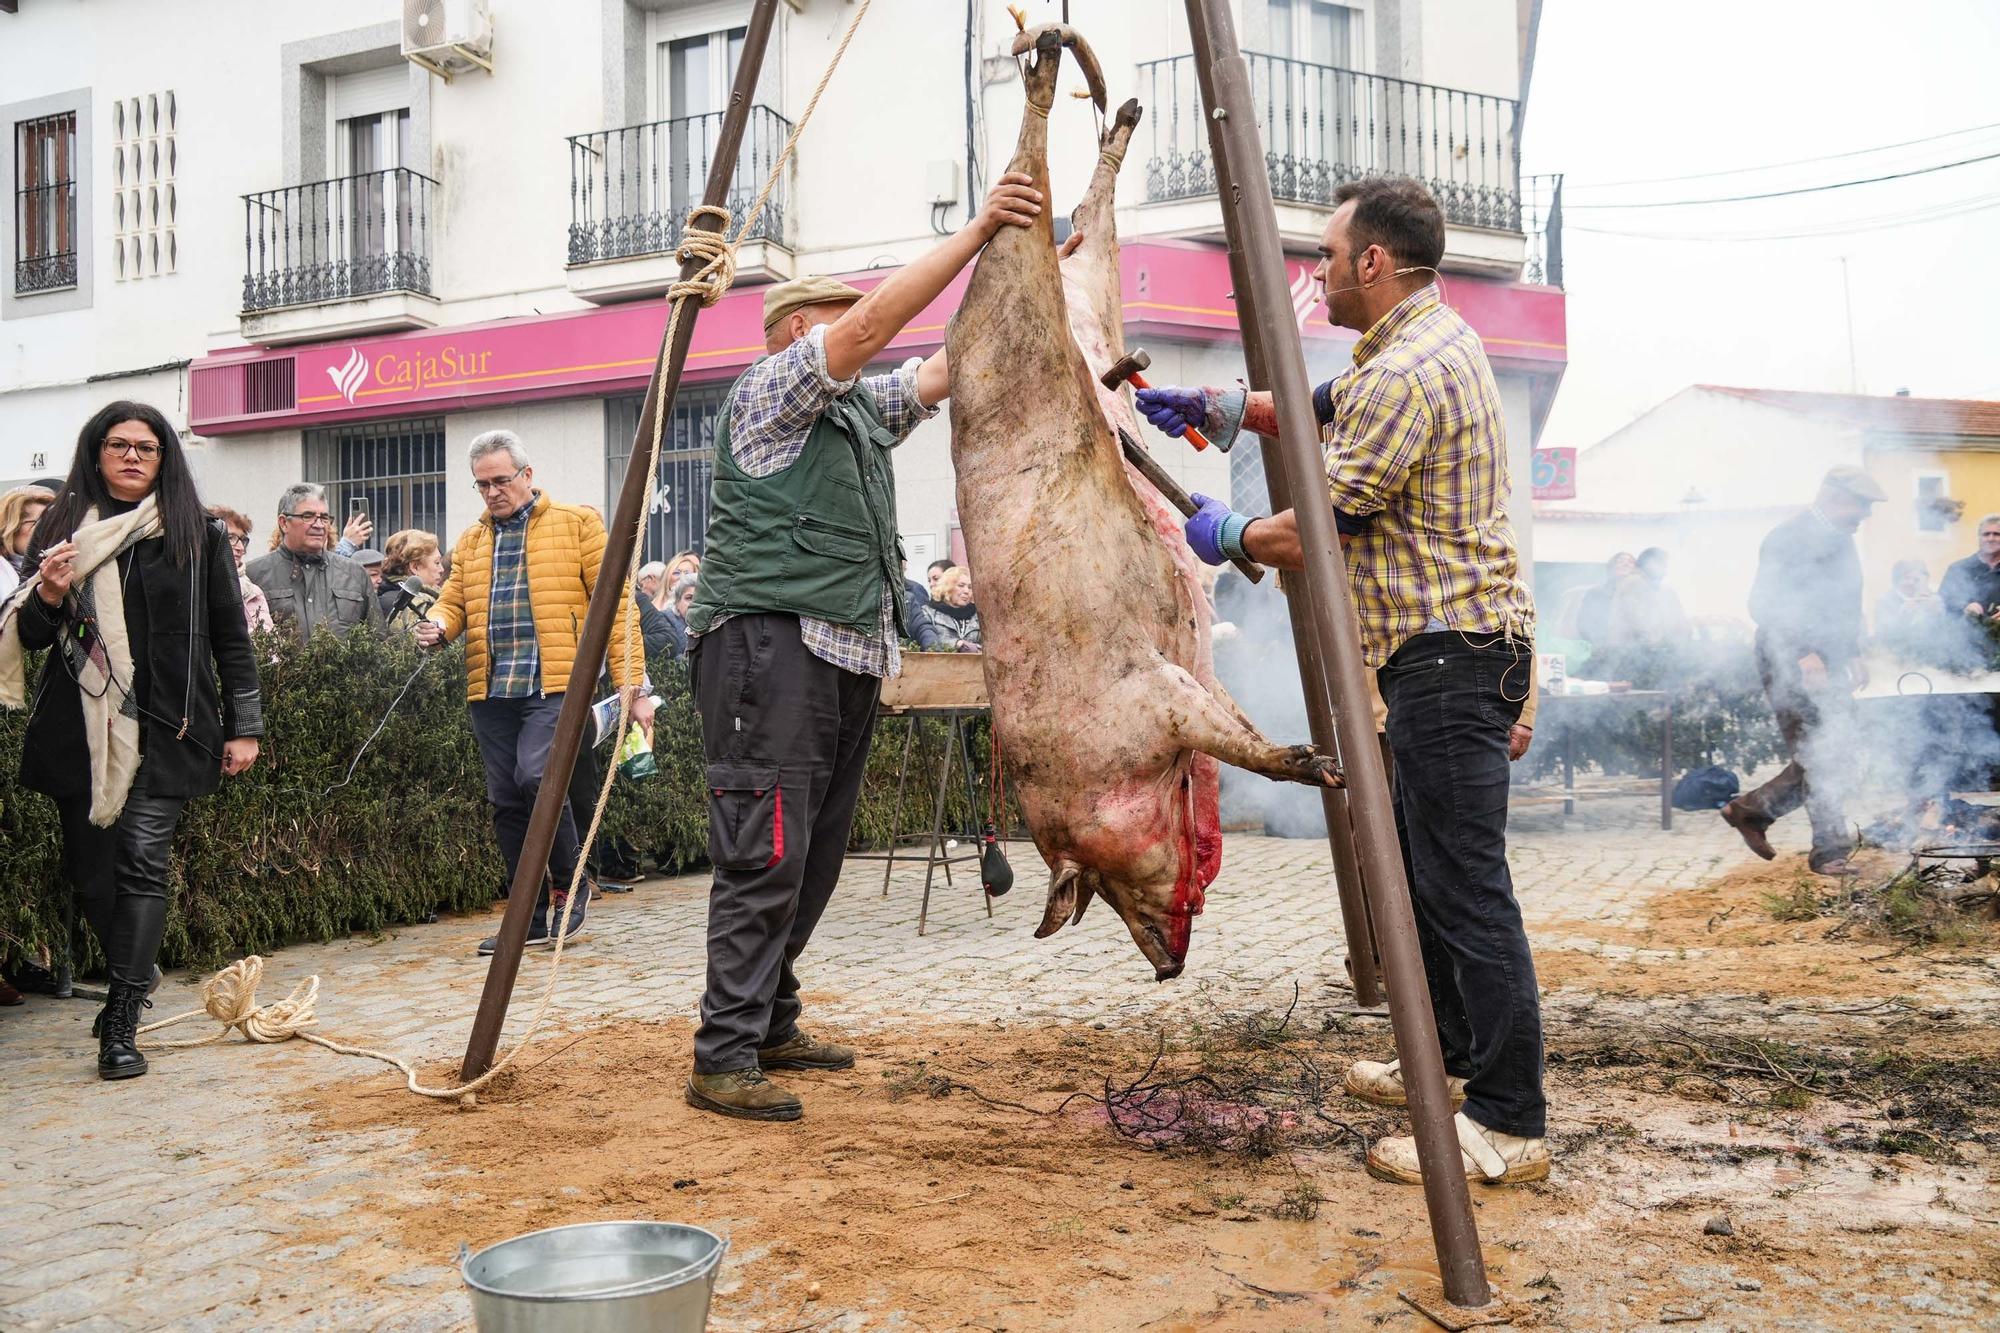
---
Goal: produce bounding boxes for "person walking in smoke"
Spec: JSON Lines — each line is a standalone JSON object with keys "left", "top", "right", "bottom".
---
{"left": 1721, "top": 466, "right": 1885, "bottom": 876}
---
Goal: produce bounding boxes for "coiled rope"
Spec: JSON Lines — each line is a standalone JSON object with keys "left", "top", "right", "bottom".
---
{"left": 136, "top": 0, "right": 876, "bottom": 1102}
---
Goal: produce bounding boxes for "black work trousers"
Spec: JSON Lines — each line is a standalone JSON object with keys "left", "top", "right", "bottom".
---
{"left": 689, "top": 614, "right": 880, "bottom": 1074}
{"left": 1378, "top": 631, "right": 1545, "bottom": 1139}
{"left": 59, "top": 772, "right": 187, "bottom": 990}
{"left": 469, "top": 693, "right": 583, "bottom": 934}
{"left": 1737, "top": 643, "right": 1854, "bottom": 869}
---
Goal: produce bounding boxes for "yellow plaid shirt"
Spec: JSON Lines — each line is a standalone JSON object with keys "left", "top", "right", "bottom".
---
{"left": 1320, "top": 284, "right": 1536, "bottom": 667}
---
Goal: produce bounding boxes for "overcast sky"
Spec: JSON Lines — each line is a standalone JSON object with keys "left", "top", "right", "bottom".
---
{"left": 1519, "top": 0, "right": 2000, "bottom": 450}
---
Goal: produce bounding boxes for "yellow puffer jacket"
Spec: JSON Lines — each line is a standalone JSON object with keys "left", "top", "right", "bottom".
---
{"left": 431, "top": 493, "right": 642, "bottom": 702}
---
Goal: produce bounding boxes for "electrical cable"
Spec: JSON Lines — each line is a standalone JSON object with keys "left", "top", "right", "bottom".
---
{"left": 1565, "top": 120, "right": 2000, "bottom": 190}
{"left": 1569, "top": 191, "right": 2000, "bottom": 242}
{"left": 1561, "top": 149, "right": 2000, "bottom": 210}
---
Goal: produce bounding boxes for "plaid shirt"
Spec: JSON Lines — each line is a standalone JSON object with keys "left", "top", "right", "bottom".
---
{"left": 701, "top": 323, "right": 936, "bottom": 678}
{"left": 484, "top": 499, "right": 540, "bottom": 698}
{"left": 1319, "top": 284, "right": 1536, "bottom": 667}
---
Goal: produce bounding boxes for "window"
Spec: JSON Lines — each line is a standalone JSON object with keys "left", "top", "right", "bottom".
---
{"left": 14, "top": 110, "right": 77, "bottom": 294}
{"left": 660, "top": 24, "right": 749, "bottom": 221}
{"left": 606, "top": 384, "right": 730, "bottom": 561}
{"left": 1916, "top": 474, "right": 1952, "bottom": 534}
{"left": 1266, "top": 0, "right": 1359, "bottom": 66}
{"left": 304, "top": 416, "right": 447, "bottom": 543}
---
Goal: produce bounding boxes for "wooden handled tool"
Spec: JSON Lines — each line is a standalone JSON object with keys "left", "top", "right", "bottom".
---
{"left": 1102, "top": 347, "right": 1215, "bottom": 451}
{"left": 1115, "top": 425, "right": 1263, "bottom": 584}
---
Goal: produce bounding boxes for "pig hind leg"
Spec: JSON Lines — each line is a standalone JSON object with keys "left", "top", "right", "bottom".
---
{"left": 1154, "top": 663, "right": 1343, "bottom": 787}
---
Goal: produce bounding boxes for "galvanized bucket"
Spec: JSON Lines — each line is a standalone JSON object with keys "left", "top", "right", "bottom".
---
{"left": 461, "top": 1221, "right": 727, "bottom": 1333}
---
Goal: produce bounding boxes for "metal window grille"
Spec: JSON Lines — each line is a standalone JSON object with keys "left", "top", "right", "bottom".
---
{"left": 567, "top": 106, "right": 791, "bottom": 266}
{"left": 303, "top": 415, "right": 447, "bottom": 543}
{"left": 605, "top": 384, "right": 730, "bottom": 561}
{"left": 14, "top": 110, "right": 78, "bottom": 293}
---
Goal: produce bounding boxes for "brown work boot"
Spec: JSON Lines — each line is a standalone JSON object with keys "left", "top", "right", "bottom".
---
{"left": 758, "top": 1031, "right": 856, "bottom": 1072}
{"left": 1720, "top": 800, "right": 1777, "bottom": 860}
{"left": 685, "top": 1068, "right": 803, "bottom": 1122}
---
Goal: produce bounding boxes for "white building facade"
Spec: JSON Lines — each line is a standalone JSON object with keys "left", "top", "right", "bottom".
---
{"left": 1, "top": 0, "right": 1563, "bottom": 574}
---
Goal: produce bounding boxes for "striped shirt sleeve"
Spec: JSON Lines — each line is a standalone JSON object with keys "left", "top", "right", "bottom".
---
{"left": 1323, "top": 364, "right": 1433, "bottom": 519}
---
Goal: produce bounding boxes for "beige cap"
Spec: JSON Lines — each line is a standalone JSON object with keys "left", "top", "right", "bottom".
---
{"left": 763, "top": 275, "right": 866, "bottom": 331}
{"left": 1822, "top": 464, "right": 1887, "bottom": 503}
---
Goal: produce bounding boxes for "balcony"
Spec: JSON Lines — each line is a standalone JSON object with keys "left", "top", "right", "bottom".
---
{"left": 565, "top": 105, "right": 794, "bottom": 304}
{"left": 240, "top": 167, "right": 439, "bottom": 344}
{"left": 1523, "top": 173, "right": 1563, "bottom": 288}
{"left": 1137, "top": 53, "right": 1525, "bottom": 274}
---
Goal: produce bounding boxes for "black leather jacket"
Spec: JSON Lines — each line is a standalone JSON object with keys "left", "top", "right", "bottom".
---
{"left": 18, "top": 519, "right": 263, "bottom": 801}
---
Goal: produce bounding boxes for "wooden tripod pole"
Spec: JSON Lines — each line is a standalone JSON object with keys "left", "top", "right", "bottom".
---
{"left": 459, "top": 0, "right": 784, "bottom": 1082}
{"left": 1184, "top": 0, "right": 1490, "bottom": 1306}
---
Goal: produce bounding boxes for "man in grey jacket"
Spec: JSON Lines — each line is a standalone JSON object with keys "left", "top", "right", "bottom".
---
{"left": 245, "top": 483, "right": 385, "bottom": 642}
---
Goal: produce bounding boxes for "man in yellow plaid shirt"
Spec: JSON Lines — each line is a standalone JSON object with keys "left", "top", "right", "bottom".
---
{"left": 1139, "top": 177, "right": 1546, "bottom": 1187}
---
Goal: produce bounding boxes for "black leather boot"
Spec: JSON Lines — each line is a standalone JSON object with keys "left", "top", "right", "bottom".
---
{"left": 97, "top": 982, "right": 150, "bottom": 1081}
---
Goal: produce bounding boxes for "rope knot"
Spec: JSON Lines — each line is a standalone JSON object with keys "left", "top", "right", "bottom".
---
{"left": 198, "top": 955, "right": 320, "bottom": 1043}
{"left": 669, "top": 206, "right": 739, "bottom": 309}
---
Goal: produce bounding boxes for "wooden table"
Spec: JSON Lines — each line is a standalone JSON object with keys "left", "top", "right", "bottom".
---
{"left": 1522, "top": 689, "right": 1676, "bottom": 830}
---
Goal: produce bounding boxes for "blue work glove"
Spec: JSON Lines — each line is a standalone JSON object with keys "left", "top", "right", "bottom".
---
{"left": 1184, "top": 493, "right": 1255, "bottom": 567}
{"left": 1135, "top": 386, "right": 1248, "bottom": 452}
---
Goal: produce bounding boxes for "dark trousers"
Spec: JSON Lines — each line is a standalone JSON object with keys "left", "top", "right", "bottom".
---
{"left": 1738, "top": 644, "right": 1854, "bottom": 867}
{"left": 1379, "top": 631, "right": 1545, "bottom": 1139}
{"left": 689, "top": 614, "right": 880, "bottom": 1073}
{"left": 59, "top": 772, "right": 186, "bottom": 990}
{"left": 469, "top": 693, "right": 582, "bottom": 933}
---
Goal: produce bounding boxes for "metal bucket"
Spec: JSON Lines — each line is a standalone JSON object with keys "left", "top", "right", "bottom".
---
{"left": 461, "top": 1221, "right": 727, "bottom": 1333}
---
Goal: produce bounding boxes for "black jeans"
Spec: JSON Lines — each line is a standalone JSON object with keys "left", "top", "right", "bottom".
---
{"left": 469, "top": 693, "right": 583, "bottom": 932}
{"left": 59, "top": 771, "right": 187, "bottom": 990}
{"left": 689, "top": 615, "right": 880, "bottom": 1073}
{"left": 1378, "top": 631, "right": 1545, "bottom": 1138}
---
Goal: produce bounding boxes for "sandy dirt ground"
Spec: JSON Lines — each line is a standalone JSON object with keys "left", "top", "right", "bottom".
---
{"left": 301, "top": 854, "right": 2000, "bottom": 1331}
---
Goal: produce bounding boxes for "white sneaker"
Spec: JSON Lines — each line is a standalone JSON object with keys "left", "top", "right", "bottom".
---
{"left": 1366, "top": 1111, "right": 1550, "bottom": 1186}
{"left": 1344, "top": 1057, "right": 1468, "bottom": 1109}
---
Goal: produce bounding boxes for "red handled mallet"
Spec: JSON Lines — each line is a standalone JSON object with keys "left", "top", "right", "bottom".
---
{"left": 1102, "top": 347, "right": 1215, "bottom": 451}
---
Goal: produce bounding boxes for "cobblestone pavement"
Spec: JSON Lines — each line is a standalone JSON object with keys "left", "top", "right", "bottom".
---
{"left": 0, "top": 793, "right": 1774, "bottom": 1330}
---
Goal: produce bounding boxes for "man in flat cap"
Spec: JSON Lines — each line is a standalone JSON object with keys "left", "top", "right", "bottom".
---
{"left": 681, "top": 171, "right": 1042, "bottom": 1122}
{"left": 1723, "top": 464, "right": 1886, "bottom": 875}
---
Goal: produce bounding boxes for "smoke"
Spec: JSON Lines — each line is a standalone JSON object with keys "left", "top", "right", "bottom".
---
{"left": 1212, "top": 571, "right": 1329, "bottom": 838}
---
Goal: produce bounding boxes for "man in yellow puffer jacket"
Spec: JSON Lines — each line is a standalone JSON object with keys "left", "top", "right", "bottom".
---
{"left": 418, "top": 430, "right": 649, "bottom": 955}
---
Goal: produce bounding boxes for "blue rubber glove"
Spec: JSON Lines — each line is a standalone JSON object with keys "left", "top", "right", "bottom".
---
{"left": 1184, "top": 493, "right": 1254, "bottom": 567}
{"left": 1135, "top": 386, "right": 1248, "bottom": 452}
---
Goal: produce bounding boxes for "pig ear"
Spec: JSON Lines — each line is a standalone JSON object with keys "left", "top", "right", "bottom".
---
{"left": 1034, "top": 863, "right": 1084, "bottom": 939}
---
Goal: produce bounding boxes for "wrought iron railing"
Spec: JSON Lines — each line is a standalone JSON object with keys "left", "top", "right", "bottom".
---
{"left": 567, "top": 106, "right": 791, "bottom": 266}
{"left": 241, "top": 167, "right": 436, "bottom": 312}
{"left": 15, "top": 110, "right": 78, "bottom": 294}
{"left": 1523, "top": 173, "right": 1564, "bottom": 287}
{"left": 1140, "top": 53, "right": 1521, "bottom": 232}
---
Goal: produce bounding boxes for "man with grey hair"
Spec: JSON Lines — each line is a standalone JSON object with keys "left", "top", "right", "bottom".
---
{"left": 635, "top": 559, "right": 675, "bottom": 656}
{"left": 1938, "top": 513, "right": 2000, "bottom": 624}
{"left": 416, "top": 429, "right": 646, "bottom": 955}
{"left": 245, "top": 482, "right": 384, "bottom": 642}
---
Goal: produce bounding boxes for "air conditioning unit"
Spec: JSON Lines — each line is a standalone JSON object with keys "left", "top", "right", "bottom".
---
{"left": 402, "top": 0, "right": 494, "bottom": 82}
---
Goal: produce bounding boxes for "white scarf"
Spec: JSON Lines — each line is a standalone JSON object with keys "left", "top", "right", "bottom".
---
{"left": 0, "top": 496, "right": 165, "bottom": 825}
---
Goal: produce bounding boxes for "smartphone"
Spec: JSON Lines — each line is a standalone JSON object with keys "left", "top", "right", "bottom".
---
{"left": 349, "top": 497, "right": 368, "bottom": 524}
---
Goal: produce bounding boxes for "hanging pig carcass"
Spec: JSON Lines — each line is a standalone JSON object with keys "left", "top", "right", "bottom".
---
{"left": 946, "top": 23, "right": 1339, "bottom": 981}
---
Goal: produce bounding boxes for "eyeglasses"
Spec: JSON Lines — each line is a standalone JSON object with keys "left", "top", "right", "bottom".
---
{"left": 101, "top": 439, "right": 161, "bottom": 460}
{"left": 473, "top": 467, "right": 527, "bottom": 495}
{"left": 227, "top": 533, "right": 250, "bottom": 550}
{"left": 283, "top": 511, "right": 333, "bottom": 527}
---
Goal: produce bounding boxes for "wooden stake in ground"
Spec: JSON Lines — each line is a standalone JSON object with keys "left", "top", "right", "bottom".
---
{"left": 1181, "top": 0, "right": 1491, "bottom": 1308}
{"left": 459, "top": 0, "right": 785, "bottom": 1082}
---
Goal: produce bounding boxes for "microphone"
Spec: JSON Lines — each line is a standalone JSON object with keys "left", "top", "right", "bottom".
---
{"left": 387, "top": 576, "right": 427, "bottom": 618}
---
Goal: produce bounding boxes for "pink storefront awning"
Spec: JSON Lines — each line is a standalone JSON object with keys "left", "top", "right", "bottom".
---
{"left": 188, "top": 240, "right": 1565, "bottom": 435}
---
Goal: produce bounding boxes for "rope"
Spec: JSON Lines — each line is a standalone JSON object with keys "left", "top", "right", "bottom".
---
{"left": 134, "top": 0, "right": 877, "bottom": 1102}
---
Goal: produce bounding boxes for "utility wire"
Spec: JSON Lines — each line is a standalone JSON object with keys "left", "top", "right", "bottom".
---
{"left": 1561, "top": 150, "right": 2000, "bottom": 210}
{"left": 1565, "top": 120, "right": 2000, "bottom": 190}
{"left": 1570, "top": 193, "right": 2000, "bottom": 242}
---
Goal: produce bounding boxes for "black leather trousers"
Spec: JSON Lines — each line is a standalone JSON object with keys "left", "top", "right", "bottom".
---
{"left": 59, "top": 773, "right": 187, "bottom": 990}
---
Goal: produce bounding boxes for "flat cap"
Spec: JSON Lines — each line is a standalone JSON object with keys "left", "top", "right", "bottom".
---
{"left": 763, "top": 274, "right": 866, "bottom": 331}
{"left": 1821, "top": 464, "right": 1886, "bottom": 503}
{"left": 352, "top": 547, "right": 385, "bottom": 567}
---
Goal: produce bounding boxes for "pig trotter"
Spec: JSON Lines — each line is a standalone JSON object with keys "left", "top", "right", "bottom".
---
{"left": 1009, "top": 23, "right": 1109, "bottom": 113}
{"left": 1154, "top": 664, "right": 1344, "bottom": 787}
{"left": 1275, "top": 746, "right": 1345, "bottom": 789}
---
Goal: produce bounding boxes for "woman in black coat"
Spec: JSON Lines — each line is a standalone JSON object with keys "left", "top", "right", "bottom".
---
{"left": 5, "top": 401, "right": 263, "bottom": 1080}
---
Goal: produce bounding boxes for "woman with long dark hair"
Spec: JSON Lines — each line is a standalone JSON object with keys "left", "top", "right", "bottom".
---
{"left": 0, "top": 401, "right": 263, "bottom": 1080}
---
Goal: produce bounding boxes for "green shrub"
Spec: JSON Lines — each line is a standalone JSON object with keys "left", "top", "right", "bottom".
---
{"left": 2, "top": 633, "right": 1011, "bottom": 977}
